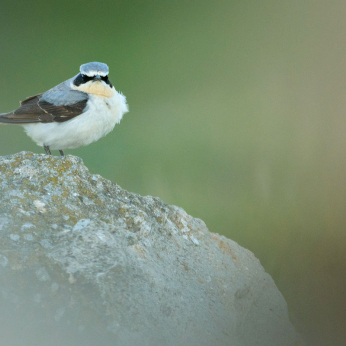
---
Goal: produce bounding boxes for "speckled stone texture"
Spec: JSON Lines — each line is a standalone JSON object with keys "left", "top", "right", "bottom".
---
{"left": 0, "top": 152, "right": 303, "bottom": 346}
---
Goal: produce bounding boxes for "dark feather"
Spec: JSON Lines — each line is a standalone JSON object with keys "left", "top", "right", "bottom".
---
{"left": 0, "top": 94, "right": 88, "bottom": 124}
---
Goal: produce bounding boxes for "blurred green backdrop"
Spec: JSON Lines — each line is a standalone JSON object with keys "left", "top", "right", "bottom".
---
{"left": 1, "top": 0, "right": 345, "bottom": 344}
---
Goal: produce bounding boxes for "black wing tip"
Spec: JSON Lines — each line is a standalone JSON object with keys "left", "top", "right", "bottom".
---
{"left": 0, "top": 112, "right": 40, "bottom": 124}
{"left": 0, "top": 113, "right": 13, "bottom": 123}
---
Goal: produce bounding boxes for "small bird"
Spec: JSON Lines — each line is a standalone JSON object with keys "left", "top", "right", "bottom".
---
{"left": 0, "top": 62, "right": 128, "bottom": 156}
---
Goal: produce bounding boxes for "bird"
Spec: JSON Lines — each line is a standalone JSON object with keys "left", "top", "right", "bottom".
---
{"left": 0, "top": 62, "right": 128, "bottom": 156}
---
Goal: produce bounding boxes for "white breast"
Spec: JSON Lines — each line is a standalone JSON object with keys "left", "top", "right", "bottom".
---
{"left": 23, "top": 90, "right": 128, "bottom": 150}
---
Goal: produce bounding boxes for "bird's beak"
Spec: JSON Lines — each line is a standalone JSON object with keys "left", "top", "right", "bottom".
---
{"left": 93, "top": 75, "right": 102, "bottom": 81}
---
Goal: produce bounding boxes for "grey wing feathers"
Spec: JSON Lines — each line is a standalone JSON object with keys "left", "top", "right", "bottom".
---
{"left": 0, "top": 79, "right": 88, "bottom": 124}
{"left": 40, "top": 77, "right": 88, "bottom": 106}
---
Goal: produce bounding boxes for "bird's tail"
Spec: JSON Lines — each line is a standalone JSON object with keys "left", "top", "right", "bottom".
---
{"left": 0, "top": 113, "right": 7, "bottom": 124}
{"left": 0, "top": 112, "right": 14, "bottom": 124}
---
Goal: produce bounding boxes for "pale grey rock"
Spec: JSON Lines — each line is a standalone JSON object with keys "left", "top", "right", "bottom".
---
{"left": 0, "top": 152, "right": 303, "bottom": 346}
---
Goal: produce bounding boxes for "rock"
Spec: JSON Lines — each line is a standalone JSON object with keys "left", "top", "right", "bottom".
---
{"left": 0, "top": 152, "right": 303, "bottom": 346}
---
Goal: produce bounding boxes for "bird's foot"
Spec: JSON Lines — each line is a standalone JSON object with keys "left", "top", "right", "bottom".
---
{"left": 44, "top": 145, "right": 51, "bottom": 155}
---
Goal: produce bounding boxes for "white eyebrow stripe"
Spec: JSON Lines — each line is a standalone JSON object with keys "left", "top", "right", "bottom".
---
{"left": 83, "top": 70, "right": 108, "bottom": 77}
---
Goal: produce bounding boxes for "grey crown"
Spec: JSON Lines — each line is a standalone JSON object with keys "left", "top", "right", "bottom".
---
{"left": 80, "top": 62, "right": 109, "bottom": 76}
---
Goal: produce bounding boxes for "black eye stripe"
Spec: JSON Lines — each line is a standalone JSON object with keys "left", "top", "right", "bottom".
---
{"left": 82, "top": 74, "right": 93, "bottom": 81}
{"left": 73, "top": 73, "right": 113, "bottom": 88}
{"left": 73, "top": 74, "right": 84, "bottom": 86}
{"left": 101, "top": 75, "right": 113, "bottom": 88}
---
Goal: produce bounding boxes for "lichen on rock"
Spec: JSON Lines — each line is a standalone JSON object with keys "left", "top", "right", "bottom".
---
{"left": 0, "top": 152, "right": 303, "bottom": 346}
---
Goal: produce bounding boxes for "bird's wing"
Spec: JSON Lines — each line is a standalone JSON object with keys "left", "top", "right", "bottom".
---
{"left": 0, "top": 92, "right": 88, "bottom": 124}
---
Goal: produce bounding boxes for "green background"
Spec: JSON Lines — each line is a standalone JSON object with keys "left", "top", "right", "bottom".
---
{"left": 0, "top": 1, "right": 345, "bottom": 344}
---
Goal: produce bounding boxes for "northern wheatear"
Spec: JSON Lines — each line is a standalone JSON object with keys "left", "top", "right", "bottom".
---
{"left": 0, "top": 62, "right": 128, "bottom": 155}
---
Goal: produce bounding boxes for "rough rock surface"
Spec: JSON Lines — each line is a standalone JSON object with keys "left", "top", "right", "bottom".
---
{"left": 0, "top": 152, "right": 303, "bottom": 346}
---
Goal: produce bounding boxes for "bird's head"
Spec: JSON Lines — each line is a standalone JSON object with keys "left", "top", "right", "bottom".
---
{"left": 71, "top": 62, "right": 114, "bottom": 98}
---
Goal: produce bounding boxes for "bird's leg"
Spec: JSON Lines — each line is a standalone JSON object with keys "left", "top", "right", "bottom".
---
{"left": 59, "top": 150, "right": 65, "bottom": 157}
{"left": 44, "top": 145, "right": 51, "bottom": 155}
